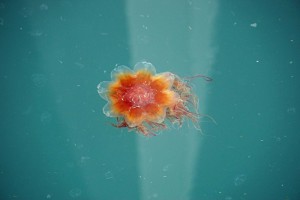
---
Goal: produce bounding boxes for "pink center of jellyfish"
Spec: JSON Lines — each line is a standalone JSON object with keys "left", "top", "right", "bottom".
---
{"left": 124, "top": 84, "right": 155, "bottom": 107}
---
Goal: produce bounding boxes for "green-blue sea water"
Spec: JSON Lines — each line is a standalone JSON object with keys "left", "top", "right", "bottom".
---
{"left": 1, "top": 0, "right": 299, "bottom": 199}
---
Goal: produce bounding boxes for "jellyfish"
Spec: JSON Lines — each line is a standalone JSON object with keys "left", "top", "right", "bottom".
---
{"left": 97, "top": 61, "right": 208, "bottom": 136}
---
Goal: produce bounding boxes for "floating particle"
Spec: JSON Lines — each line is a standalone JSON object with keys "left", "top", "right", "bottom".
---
{"left": 39, "top": 4, "right": 48, "bottom": 11}
{"left": 69, "top": 188, "right": 82, "bottom": 198}
{"left": 250, "top": 23, "right": 257, "bottom": 28}
{"left": 234, "top": 174, "right": 247, "bottom": 186}
{"left": 104, "top": 171, "right": 114, "bottom": 179}
{"left": 32, "top": 73, "right": 47, "bottom": 87}
{"left": 40, "top": 112, "right": 52, "bottom": 124}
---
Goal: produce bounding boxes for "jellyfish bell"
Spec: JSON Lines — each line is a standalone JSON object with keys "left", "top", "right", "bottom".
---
{"left": 97, "top": 61, "right": 204, "bottom": 136}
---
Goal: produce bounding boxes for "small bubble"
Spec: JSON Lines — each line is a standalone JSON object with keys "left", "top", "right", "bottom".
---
{"left": 69, "top": 188, "right": 82, "bottom": 198}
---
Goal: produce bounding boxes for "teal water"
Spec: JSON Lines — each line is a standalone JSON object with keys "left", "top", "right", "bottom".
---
{"left": 1, "top": 0, "right": 299, "bottom": 200}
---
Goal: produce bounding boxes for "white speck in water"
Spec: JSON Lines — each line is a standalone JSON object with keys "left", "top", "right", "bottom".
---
{"left": 20, "top": 27, "right": 23, "bottom": 30}
{"left": 58, "top": 60, "right": 63, "bottom": 64}
{"left": 46, "top": 194, "right": 51, "bottom": 199}
{"left": 103, "top": 70, "right": 107, "bottom": 73}
{"left": 289, "top": 61, "right": 293, "bottom": 64}
{"left": 256, "top": 60, "right": 260, "bottom": 63}
{"left": 188, "top": 26, "right": 192, "bottom": 30}
{"left": 250, "top": 23, "right": 257, "bottom": 28}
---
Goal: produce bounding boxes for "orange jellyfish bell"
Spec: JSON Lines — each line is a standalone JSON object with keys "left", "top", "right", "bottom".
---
{"left": 97, "top": 61, "right": 201, "bottom": 136}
